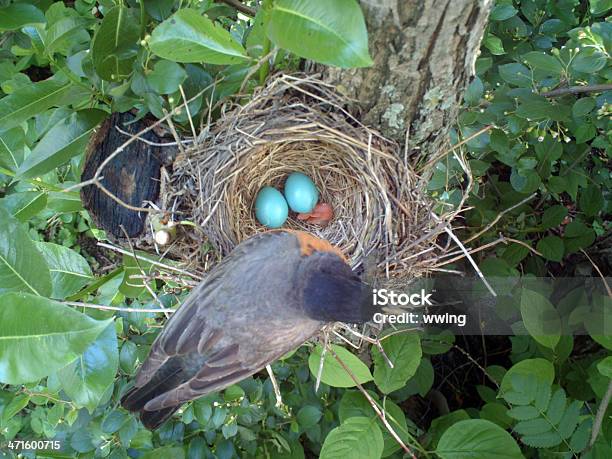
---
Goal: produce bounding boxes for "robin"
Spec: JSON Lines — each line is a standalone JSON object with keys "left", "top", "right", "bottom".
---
{"left": 121, "top": 230, "right": 375, "bottom": 429}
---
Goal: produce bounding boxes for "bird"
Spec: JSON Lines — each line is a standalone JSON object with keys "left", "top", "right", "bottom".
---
{"left": 297, "top": 202, "right": 334, "bottom": 226}
{"left": 121, "top": 229, "right": 375, "bottom": 429}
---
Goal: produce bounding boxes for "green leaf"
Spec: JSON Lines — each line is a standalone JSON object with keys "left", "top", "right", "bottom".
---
{"left": 499, "top": 63, "right": 531, "bottom": 87}
{"left": 504, "top": 374, "right": 538, "bottom": 405}
{"left": 142, "top": 446, "right": 185, "bottom": 459}
{"left": 572, "top": 97, "right": 596, "bottom": 117}
{"left": 267, "top": 0, "right": 373, "bottom": 68}
{"left": 480, "top": 402, "right": 513, "bottom": 429}
{"left": 502, "top": 243, "right": 530, "bottom": 266}
{"left": 521, "top": 431, "right": 562, "bottom": 448}
{"left": 0, "top": 127, "right": 25, "bottom": 171}
{"left": 536, "top": 235, "right": 564, "bottom": 262}
{"left": 541, "top": 205, "right": 568, "bottom": 229}
{"left": 147, "top": 60, "right": 187, "bottom": 94}
{"left": 0, "top": 292, "right": 112, "bottom": 384}
{"left": 372, "top": 333, "right": 421, "bottom": 394}
{"left": 464, "top": 77, "right": 484, "bottom": 105}
{"left": 308, "top": 344, "right": 372, "bottom": 388}
{"left": 119, "top": 251, "right": 155, "bottom": 298}
{"left": 596, "top": 356, "right": 612, "bottom": 378}
{"left": 500, "top": 358, "right": 555, "bottom": 395}
{"left": 338, "top": 391, "right": 414, "bottom": 457}
{"left": 320, "top": 417, "right": 383, "bottom": 459}
{"left": 149, "top": 9, "right": 248, "bottom": 64}
{"left": 46, "top": 190, "right": 83, "bottom": 213}
{"left": 296, "top": 405, "right": 322, "bottom": 429}
{"left": 510, "top": 168, "right": 541, "bottom": 194}
{"left": 514, "top": 417, "right": 552, "bottom": 435}
{"left": 534, "top": 381, "right": 552, "bottom": 411}
{"left": 490, "top": 4, "right": 518, "bottom": 21}
{"left": 91, "top": 7, "right": 141, "bottom": 81}
{"left": 45, "top": 16, "right": 91, "bottom": 56}
{"left": 59, "top": 323, "right": 118, "bottom": 412}
{"left": 563, "top": 221, "right": 596, "bottom": 253}
{"left": 35, "top": 242, "right": 93, "bottom": 300}
{"left": 436, "top": 419, "right": 522, "bottom": 459}
{"left": 403, "top": 357, "right": 434, "bottom": 397}
{"left": 557, "top": 400, "right": 582, "bottom": 439}
{"left": 1, "top": 393, "right": 30, "bottom": 424}
{"left": 483, "top": 34, "right": 505, "bottom": 55}
{"left": 421, "top": 330, "right": 455, "bottom": 354}
{"left": 546, "top": 388, "right": 567, "bottom": 425}
{"left": 0, "top": 207, "right": 51, "bottom": 296}
{"left": 0, "top": 191, "right": 47, "bottom": 222}
{"left": 579, "top": 185, "right": 604, "bottom": 216}
{"left": 17, "top": 109, "right": 106, "bottom": 179}
{"left": 507, "top": 405, "right": 539, "bottom": 421}
{"left": 520, "top": 288, "right": 561, "bottom": 348}
{"left": 516, "top": 97, "right": 571, "bottom": 121}
{"left": 574, "top": 123, "right": 596, "bottom": 143}
{"left": 0, "top": 4, "right": 45, "bottom": 31}
{"left": 570, "top": 418, "right": 592, "bottom": 453}
{"left": 246, "top": 9, "right": 269, "bottom": 58}
{"left": 590, "top": 0, "right": 612, "bottom": 15}
{"left": 145, "top": 0, "right": 175, "bottom": 21}
{"left": 523, "top": 51, "right": 564, "bottom": 74}
{"left": 571, "top": 48, "right": 607, "bottom": 73}
{"left": 0, "top": 77, "right": 89, "bottom": 131}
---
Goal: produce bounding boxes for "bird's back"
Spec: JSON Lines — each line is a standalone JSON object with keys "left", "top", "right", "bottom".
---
{"left": 121, "top": 230, "right": 337, "bottom": 428}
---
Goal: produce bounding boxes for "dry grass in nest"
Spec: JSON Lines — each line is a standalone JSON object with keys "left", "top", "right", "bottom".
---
{"left": 166, "top": 74, "right": 457, "bottom": 285}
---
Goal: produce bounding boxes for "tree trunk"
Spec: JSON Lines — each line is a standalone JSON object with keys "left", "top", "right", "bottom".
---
{"left": 323, "top": 0, "right": 492, "bottom": 156}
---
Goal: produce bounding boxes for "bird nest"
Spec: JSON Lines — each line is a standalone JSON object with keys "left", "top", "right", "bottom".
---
{"left": 166, "top": 74, "right": 452, "bottom": 284}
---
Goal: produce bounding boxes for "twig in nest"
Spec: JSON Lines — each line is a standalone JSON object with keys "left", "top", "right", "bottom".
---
{"left": 97, "top": 242, "right": 203, "bottom": 280}
{"left": 115, "top": 126, "right": 194, "bottom": 147}
{"left": 326, "top": 344, "right": 417, "bottom": 458}
{"left": 179, "top": 84, "right": 198, "bottom": 141}
{"left": 239, "top": 49, "right": 277, "bottom": 94}
{"left": 120, "top": 226, "right": 170, "bottom": 318}
{"left": 266, "top": 365, "right": 283, "bottom": 407}
{"left": 64, "top": 301, "right": 174, "bottom": 314}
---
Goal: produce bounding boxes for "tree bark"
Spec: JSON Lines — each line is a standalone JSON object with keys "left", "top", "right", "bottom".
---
{"left": 323, "top": 0, "right": 492, "bottom": 156}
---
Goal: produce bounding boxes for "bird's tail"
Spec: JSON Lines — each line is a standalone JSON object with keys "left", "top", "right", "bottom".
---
{"left": 122, "top": 386, "right": 179, "bottom": 429}
{"left": 121, "top": 359, "right": 184, "bottom": 429}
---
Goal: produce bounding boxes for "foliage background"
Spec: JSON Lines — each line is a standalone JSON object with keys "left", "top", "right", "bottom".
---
{"left": 0, "top": 0, "right": 610, "bottom": 458}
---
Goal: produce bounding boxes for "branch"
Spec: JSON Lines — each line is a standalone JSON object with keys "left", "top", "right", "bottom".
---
{"left": 590, "top": 380, "right": 612, "bottom": 447}
{"left": 64, "top": 301, "right": 174, "bottom": 314}
{"left": 218, "top": 0, "right": 256, "bottom": 16}
{"left": 464, "top": 193, "right": 537, "bottom": 244}
{"left": 542, "top": 83, "right": 612, "bottom": 98}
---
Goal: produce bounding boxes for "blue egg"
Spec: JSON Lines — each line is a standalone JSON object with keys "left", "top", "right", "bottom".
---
{"left": 255, "top": 186, "right": 288, "bottom": 228}
{"left": 284, "top": 172, "right": 319, "bottom": 213}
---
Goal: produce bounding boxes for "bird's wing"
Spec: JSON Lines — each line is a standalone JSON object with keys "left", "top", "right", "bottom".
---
{"left": 124, "top": 310, "right": 257, "bottom": 413}
{"left": 126, "top": 231, "right": 303, "bottom": 412}
{"left": 134, "top": 231, "right": 289, "bottom": 387}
